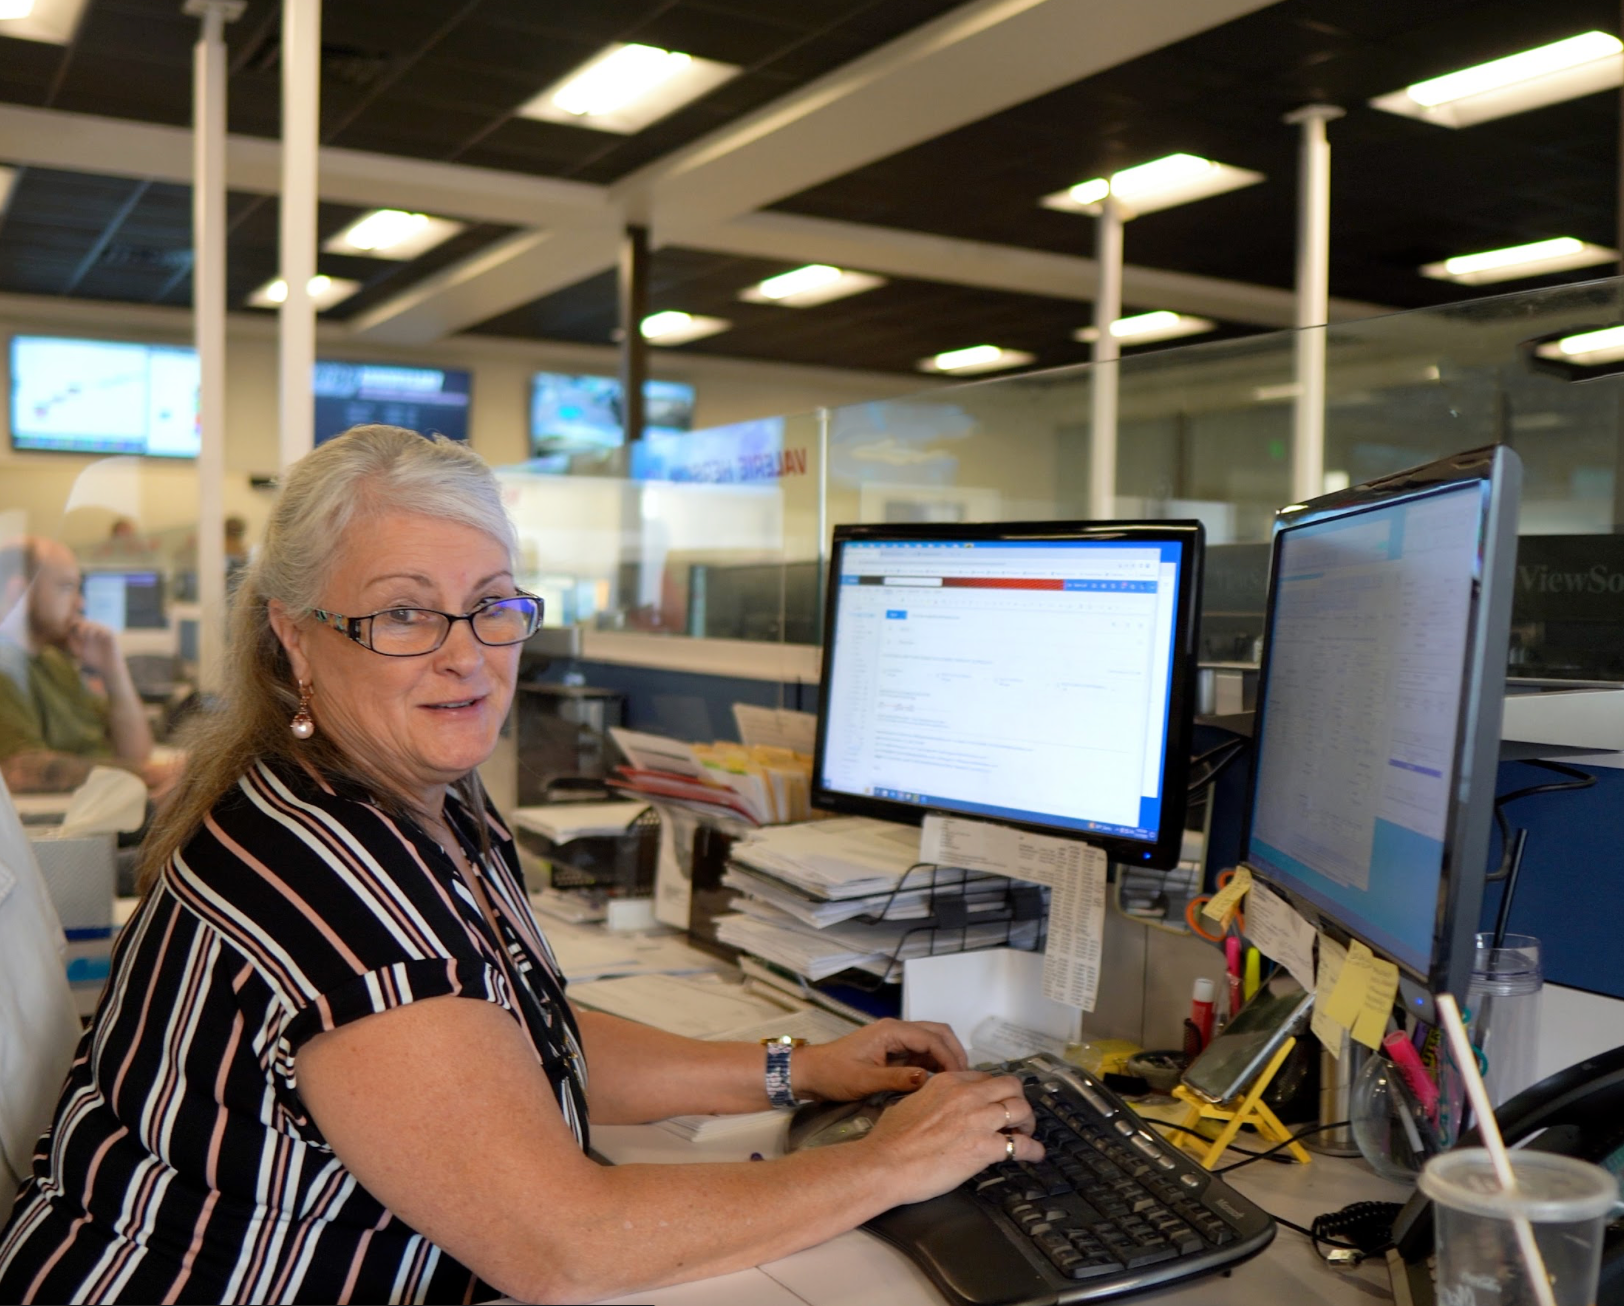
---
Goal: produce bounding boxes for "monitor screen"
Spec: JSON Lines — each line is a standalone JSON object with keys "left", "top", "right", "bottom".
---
{"left": 313, "top": 361, "right": 471, "bottom": 444}
{"left": 1245, "top": 446, "right": 1521, "bottom": 1004}
{"left": 10, "top": 335, "right": 200, "bottom": 457}
{"left": 530, "top": 373, "right": 695, "bottom": 454}
{"left": 82, "top": 570, "right": 166, "bottom": 631}
{"left": 812, "top": 521, "right": 1204, "bottom": 868}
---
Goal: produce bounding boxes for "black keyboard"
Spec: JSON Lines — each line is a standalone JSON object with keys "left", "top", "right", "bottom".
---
{"left": 863, "top": 1053, "right": 1276, "bottom": 1305}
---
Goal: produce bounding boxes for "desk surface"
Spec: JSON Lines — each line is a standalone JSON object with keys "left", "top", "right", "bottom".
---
{"left": 588, "top": 1113, "right": 1407, "bottom": 1306}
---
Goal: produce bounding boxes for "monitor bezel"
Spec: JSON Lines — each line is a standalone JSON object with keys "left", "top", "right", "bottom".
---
{"left": 1242, "top": 444, "right": 1522, "bottom": 1013}
{"left": 811, "top": 518, "right": 1205, "bottom": 870}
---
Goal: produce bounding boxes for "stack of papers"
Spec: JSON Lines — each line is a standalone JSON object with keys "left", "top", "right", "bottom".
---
{"left": 715, "top": 899, "right": 1043, "bottom": 983}
{"left": 609, "top": 727, "right": 815, "bottom": 825}
{"left": 722, "top": 864, "right": 1011, "bottom": 928}
{"left": 511, "top": 802, "right": 650, "bottom": 844}
{"left": 728, "top": 817, "right": 936, "bottom": 898}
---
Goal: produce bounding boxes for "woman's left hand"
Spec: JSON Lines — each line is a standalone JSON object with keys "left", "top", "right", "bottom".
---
{"left": 791, "top": 1018, "right": 969, "bottom": 1103}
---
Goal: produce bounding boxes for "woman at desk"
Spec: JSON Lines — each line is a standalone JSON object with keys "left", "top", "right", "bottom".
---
{"left": 0, "top": 426, "right": 1040, "bottom": 1305}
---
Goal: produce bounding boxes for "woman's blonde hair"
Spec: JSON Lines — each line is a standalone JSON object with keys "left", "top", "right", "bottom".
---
{"left": 138, "top": 425, "right": 517, "bottom": 890}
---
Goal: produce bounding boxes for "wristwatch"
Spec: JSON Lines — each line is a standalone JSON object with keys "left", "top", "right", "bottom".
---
{"left": 761, "top": 1035, "right": 810, "bottom": 1109}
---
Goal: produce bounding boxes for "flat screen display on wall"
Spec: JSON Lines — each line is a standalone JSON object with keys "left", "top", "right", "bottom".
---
{"left": 10, "top": 335, "right": 201, "bottom": 457}
{"left": 313, "top": 361, "right": 472, "bottom": 445}
{"left": 530, "top": 372, "right": 694, "bottom": 454}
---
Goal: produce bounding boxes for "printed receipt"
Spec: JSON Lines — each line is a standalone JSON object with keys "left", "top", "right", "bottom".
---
{"left": 921, "top": 815, "right": 1107, "bottom": 1012}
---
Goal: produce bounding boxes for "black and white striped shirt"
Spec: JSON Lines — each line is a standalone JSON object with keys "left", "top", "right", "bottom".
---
{"left": 0, "top": 759, "right": 588, "bottom": 1304}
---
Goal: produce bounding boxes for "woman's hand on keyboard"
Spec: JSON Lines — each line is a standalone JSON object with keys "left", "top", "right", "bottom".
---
{"left": 864, "top": 1071, "right": 1044, "bottom": 1205}
{"left": 795, "top": 1018, "right": 969, "bottom": 1103}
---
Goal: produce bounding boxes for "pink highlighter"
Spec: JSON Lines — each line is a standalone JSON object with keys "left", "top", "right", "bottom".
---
{"left": 1224, "top": 936, "right": 1243, "bottom": 1017}
{"left": 1383, "top": 1030, "right": 1440, "bottom": 1122}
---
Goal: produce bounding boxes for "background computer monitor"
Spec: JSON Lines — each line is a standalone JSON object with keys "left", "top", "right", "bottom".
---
{"left": 82, "top": 569, "right": 166, "bottom": 631}
{"left": 312, "top": 361, "right": 471, "bottom": 444}
{"left": 812, "top": 520, "right": 1204, "bottom": 869}
{"left": 1244, "top": 445, "right": 1521, "bottom": 1011}
{"left": 10, "top": 335, "right": 200, "bottom": 457}
{"left": 530, "top": 373, "right": 695, "bottom": 454}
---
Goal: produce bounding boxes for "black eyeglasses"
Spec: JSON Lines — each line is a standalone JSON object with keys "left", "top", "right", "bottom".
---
{"left": 311, "top": 592, "right": 544, "bottom": 657}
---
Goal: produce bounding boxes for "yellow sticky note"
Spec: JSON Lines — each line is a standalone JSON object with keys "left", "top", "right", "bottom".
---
{"left": 1323, "top": 939, "right": 1375, "bottom": 1031}
{"left": 1351, "top": 956, "right": 1401, "bottom": 1050}
{"left": 1201, "top": 865, "right": 1252, "bottom": 926}
{"left": 1311, "top": 935, "right": 1348, "bottom": 1058}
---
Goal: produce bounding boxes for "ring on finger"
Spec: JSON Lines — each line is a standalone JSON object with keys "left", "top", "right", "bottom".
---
{"left": 1005, "top": 1134, "right": 1016, "bottom": 1160}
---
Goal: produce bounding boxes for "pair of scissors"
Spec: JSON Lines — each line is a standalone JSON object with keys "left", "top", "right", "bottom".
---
{"left": 1186, "top": 868, "right": 1245, "bottom": 943}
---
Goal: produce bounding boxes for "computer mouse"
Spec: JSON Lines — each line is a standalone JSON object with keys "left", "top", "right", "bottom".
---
{"left": 787, "top": 1092, "right": 900, "bottom": 1151}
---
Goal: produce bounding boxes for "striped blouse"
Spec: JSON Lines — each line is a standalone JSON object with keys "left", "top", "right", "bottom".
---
{"left": 0, "top": 759, "right": 588, "bottom": 1304}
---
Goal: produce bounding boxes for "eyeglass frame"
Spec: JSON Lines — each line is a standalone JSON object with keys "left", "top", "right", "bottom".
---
{"left": 309, "top": 591, "right": 545, "bottom": 657}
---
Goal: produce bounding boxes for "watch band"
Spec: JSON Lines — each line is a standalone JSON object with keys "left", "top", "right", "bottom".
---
{"left": 762, "top": 1034, "right": 809, "bottom": 1109}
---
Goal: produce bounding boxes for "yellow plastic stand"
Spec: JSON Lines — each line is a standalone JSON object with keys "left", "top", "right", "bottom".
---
{"left": 1170, "top": 1035, "right": 1312, "bottom": 1168}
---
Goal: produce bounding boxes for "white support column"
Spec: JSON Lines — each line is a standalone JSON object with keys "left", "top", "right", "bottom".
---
{"left": 1089, "top": 197, "right": 1124, "bottom": 520}
{"left": 185, "top": 0, "right": 242, "bottom": 694}
{"left": 278, "top": 0, "right": 320, "bottom": 471}
{"left": 1285, "top": 104, "right": 1343, "bottom": 504}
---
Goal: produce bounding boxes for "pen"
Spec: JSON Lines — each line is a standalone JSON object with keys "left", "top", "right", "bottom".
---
{"left": 1384, "top": 1030, "right": 1440, "bottom": 1123}
{"left": 1224, "top": 936, "right": 1243, "bottom": 1016}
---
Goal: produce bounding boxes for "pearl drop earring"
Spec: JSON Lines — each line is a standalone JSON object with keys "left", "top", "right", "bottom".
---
{"left": 290, "top": 680, "right": 315, "bottom": 740}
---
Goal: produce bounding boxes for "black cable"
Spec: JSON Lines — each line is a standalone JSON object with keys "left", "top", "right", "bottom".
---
{"left": 1209, "top": 1119, "right": 1351, "bottom": 1173}
{"left": 1187, "top": 739, "right": 1247, "bottom": 795}
{"left": 1489, "top": 759, "right": 1596, "bottom": 877}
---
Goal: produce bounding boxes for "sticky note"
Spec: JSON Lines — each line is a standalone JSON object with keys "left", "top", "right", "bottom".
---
{"left": 1311, "top": 935, "right": 1348, "bottom": 1058}
{"left": 1201, "top": 865, "right": 1252, "bottom": 927}
{"left": 1323, "top": 939, "right": 1375, "bottom": 1031}
{"left": 1351, "top": 956, "right": 1401, "bottom": 1050}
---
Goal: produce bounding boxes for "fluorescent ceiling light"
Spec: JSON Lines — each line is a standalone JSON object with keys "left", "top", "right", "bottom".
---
{"left": 247, "top": 275, "right": 362, "bottom": 311}
{"left": 517, "top": 42, "right": 739, "bottom": 135}
{"left": 738, "top": 264, "right": 887, "bottom": 307}
{"left": 918, "top": 345, "right": 1036, "bottom": 376}
{"left": 1074, "top": 311, "right": 1216, "bottom": 345}
{"left": 1040, "top": 153, "right": 1264, "bottom": 219}
{"left": 1420, "top": 236, "right": 1617, "bottom": 285}
{"left": 0, "top": 0, "right": 85, "bottom": 43}
{"left": 323, "top": 209, "right": 465, "bottom": 261}
{"left": 640, "top": 311, "right": 730, "bottom": 346}
{"left": 1536, "top": 324, "right": 1624, "bottom": 366}
{"left": 1372, "top": 31, "right": 1623, "bottom": 128}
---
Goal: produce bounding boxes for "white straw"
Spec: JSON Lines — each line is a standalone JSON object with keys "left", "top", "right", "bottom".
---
{"left": 1435, "top": 993, "right": 1558, "bottom": 1306}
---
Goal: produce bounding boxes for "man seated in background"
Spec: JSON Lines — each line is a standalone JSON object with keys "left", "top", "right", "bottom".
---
{"left": 0, "top": 536, "right": 177, "bottom": 795}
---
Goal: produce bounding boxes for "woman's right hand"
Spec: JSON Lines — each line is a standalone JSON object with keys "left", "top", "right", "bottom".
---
{"left": 862, "top": 1070, "right": 1044, "bottom": 1207}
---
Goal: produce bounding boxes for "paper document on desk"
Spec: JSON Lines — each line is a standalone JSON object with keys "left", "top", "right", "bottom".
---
{"left": 733, "top": 704, "right": 817, "bottom": 756}
{"left": 921, "top": 815, "right": 1106, "bottom": 1012}
{"left": 569, "top": 972, "right": 802, "bottom": 1038}
{"left": 730, "top": 817, "right": 932, "bottom": 899}
{"left": 609, "top": 728, "right": 706, "bottom": 777}
{"left": 721, "top": 865, "right": 1007, "bottom": 928}
{"left": 511, "top": 801, "right": 649, "bottom": 843}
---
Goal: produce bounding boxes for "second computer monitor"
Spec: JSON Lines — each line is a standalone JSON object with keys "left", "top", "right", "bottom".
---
{"left": 1244, "top": 445, "right": 1521, "bottom": 1009}
{"left": 812, "top": 521, "right": 1204, "bottom": 868}
{"left": 82, "top": 569, "right": 166, "bottom": 631}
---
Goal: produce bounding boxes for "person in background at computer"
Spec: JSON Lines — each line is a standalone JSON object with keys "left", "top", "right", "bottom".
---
{"left": 0, "top": 426, "right": 1040, "bottom": 1306}
{"left": 0, "top": 536, "right": 177, "bottom": 796}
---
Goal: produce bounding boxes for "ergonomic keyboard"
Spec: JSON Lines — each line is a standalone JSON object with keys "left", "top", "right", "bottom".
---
{"left": 863, "top": 1052, "right": 1276, "bottom": 1306}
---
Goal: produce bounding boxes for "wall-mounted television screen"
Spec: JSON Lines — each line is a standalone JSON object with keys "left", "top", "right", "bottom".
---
{"left": 10, "top": 335, "right": 200, "bottom": 457}
{"left": 314, "top": 361, "right": 471, "bottom": 444}
{"left": 530, "top": 372, "right": 695, "bottom": 455}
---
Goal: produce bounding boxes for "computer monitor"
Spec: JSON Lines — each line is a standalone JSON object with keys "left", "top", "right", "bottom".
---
{"left": 82, "top": 570, "right": 166, "bottom": 631}
{"left": 1244, "top": 445, "right": 1521, "bottom": 1013}
{"left": 11, "top": 335, "right": 200, "bottom": 458}
{"left": 312, "top": 361, "right": 471, "bottom": 444}
{"left": 812, "top": 521, "right": 1204, "bottom": 869}
{"left": 529, "top": 373, "right": 695, "bottom": 454}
